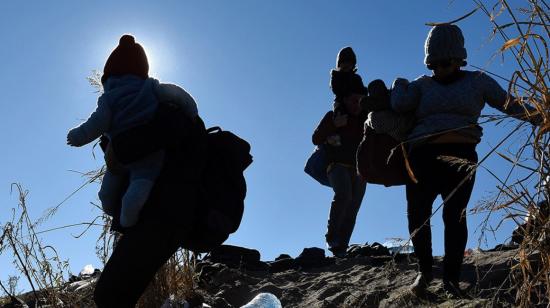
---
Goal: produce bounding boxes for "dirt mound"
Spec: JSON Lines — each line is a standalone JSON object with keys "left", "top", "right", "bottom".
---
{"left": 1, "top": 245, "right": 536, "bottom": 308}
{"left": 197, "top": 247, "right": 520, "bottom": 307}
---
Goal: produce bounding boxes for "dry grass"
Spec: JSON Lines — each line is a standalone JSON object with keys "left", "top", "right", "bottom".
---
{"left": 0, "top": 184, "right": 77, "bottom": 307}
{"left": 469, "top": 0, "right": 549, "bottom": 306}
{"left": 137, "top": 249, "right": 200, "bottom": 307}
{"left": 0, "top": 164, "right": 109, "bottom": 306}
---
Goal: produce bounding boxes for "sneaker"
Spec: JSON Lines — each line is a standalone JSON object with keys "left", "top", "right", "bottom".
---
{"left": 410, "top": 272, "right": 433, "bottom": 297}
{"left": 443, "top": 280, "right": 463, "bottom": 298}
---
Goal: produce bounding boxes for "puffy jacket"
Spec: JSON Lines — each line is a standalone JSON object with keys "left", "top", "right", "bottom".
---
{"left": 312, "top": 110, "right": 366, "bottom": 166}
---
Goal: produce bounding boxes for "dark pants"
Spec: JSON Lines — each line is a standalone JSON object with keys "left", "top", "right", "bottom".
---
{"left": 93, "top": 222, "right": 187, "bottom": 307}
{"left": 93, "top": 175, "right": 198, "bottom": 308}
{"left": 406, "top": 144, "right": 477, "bottom": 282}
{"left": 326, "top": 164, "right": 367, "bottom": 251}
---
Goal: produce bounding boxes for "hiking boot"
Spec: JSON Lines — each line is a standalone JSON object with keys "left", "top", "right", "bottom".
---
{"left": 443, "top": 280, "right": 463, "bottom": 298}
{"left": 410, "top": 272, "right": 433, "bottom": 297}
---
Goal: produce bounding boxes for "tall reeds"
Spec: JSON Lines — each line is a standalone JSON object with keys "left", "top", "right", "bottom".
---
{"left": 470, "top": 0, "right": 549, "bottom": 305}
{"left": 1, "top": 184, "right": 72, "bottom": 307}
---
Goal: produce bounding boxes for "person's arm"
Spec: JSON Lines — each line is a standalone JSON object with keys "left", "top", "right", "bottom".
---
{"left": 67, "top": 96, "right": 111, "bottom": 147}
{"left": 480, "top": 72, "right": 541, "bottom": 124}
{"left": 312, "top": 111, "right": 336, "bottom": 145}
{"left": 390, "top": 78, "right": 421, "bottom": 113}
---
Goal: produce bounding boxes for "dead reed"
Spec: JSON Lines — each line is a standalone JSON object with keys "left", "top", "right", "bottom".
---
{"left": 469, "top": 0, "right": 549, "bottom": 306}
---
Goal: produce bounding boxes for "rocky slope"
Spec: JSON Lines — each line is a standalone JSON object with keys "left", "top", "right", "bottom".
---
{"left": 195, "top": 243, "right": 525, "bottom": 307}
{"left": 2, "top": 243, "right": 543, "bottom": 307}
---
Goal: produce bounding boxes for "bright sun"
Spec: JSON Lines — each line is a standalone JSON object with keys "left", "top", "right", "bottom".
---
{"left": 139, "top": 37, "right": 168, "bottom": 78}
{"left": 141, "top": 42, "right": 158, "bottom": 77}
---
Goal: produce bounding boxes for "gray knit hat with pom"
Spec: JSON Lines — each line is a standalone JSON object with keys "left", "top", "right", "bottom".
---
{"left": 424, "top": 24, "right": 467, "bottom": 65}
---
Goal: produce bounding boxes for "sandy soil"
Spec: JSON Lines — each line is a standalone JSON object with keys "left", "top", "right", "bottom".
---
{"left": 197, "top": 248, "right": 520, "bottom": 308}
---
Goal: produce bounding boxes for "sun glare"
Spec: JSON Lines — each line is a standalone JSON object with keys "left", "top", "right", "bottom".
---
{"left": 140, "top": 40, "right": 162, "bottom": 78}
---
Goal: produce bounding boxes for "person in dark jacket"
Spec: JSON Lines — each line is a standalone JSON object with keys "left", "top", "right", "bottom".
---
{"left": 312, "top": 47, "right": 368, "bottom": 257}
{"left": 86, "top": 35, "right": 203, "bottom": 308}
{"left": 390, "top": 24, "right": 540, "bottom": 297}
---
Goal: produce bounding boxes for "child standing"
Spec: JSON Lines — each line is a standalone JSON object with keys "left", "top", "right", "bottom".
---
{"left": 67, "top": 34, "right": 198, "bottom": 228}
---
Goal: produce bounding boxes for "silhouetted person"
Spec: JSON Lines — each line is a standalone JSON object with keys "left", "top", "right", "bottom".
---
{"left": 67, "top": 34, "right": 200, "bottom": 307}
{"left": 312, "top": 47, "right": 368, "bottom": 257}
{"left": 391, "top": 24, "right": 540, "bottom": 297}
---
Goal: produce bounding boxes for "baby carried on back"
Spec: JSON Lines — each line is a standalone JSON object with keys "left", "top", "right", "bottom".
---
{"left": 67, "top": 35, "right": 198, "bottom": 228}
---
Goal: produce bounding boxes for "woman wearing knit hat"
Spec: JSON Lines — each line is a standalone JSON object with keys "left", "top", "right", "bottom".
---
{"left": 67, "top": 34, "right": 199, "bottom": 307}
{"left": 311, "top": 46, "right": 368, "bottom": 257}
{"left": 390, "top": 24, "right": 539, "bottom": 297}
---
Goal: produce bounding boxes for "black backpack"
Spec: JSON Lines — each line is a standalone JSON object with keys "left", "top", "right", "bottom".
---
{"left": 104, "top": 103, "right": 253, "bottom": 253}
{"left": 182, "top": 126, "right": 252, "bottom": 252}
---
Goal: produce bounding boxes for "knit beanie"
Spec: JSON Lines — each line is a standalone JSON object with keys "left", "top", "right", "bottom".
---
{"left": 102, "top": 34, "right": 149, "bottom": 84}
{"left": 336, "top": 46, "right": 357, "bottom": 69}
{"left": 424, "top": 24, "right": 467, "bottom": 65}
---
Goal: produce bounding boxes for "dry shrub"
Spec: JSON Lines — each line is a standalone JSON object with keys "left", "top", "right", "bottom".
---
{"left": 469, "top": 0, "right": 550, "bottom": 306}
{"left": 137, "top": 249, "right": 200, "bottom": 307}
{"left": 0, "top": 161, "right": 108, "bottom": 306}
{"left": 0, "top": 184, "right": 90, "bottom": 307}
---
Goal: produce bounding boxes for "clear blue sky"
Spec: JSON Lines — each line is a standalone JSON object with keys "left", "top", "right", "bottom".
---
{"left": 0, "top": 0, "right": 534, "bottom": 289}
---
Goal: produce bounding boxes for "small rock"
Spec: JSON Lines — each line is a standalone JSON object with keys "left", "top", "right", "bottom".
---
{"left": 207, "top": 245, "right": 261, "bottom": 267}
{"left": 296, "top": 247, "right": 325, "bottom": 260}
{"left": 274, "top": 254, "right": 292, "bottom": 261}
{"left": 296, "top": 247, "right": 333, "bottom": 269}
{"left": 268, "top": 258, "right": 297, "bottom": 273}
